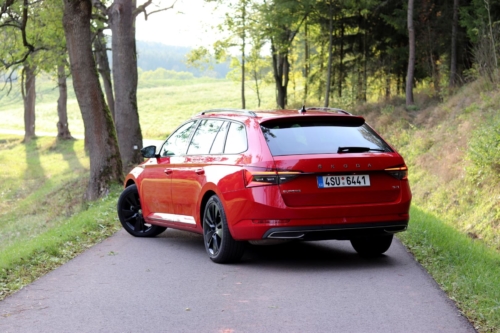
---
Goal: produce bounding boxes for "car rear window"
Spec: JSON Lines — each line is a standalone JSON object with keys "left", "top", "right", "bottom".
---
{"left": 261, "top": 118, "right": 392, "bottom": 156}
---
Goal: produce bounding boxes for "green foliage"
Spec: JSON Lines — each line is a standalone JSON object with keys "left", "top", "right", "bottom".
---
{"left": 466, "top": 116, "right": 500, "bottom": 182}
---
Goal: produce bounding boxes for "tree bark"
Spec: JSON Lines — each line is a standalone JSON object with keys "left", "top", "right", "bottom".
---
{"left": 338, "top": 17, "right": 344, "bottom": 98}
{"left": 449, "top": 0, "right": 459, "bottom": 88}
{"left": 406, "top": 0, "right": 415, "bottom": 106}
{"left": 94, "top": 29, "right": 115, "bottom": 120}
{"left": 62, "top": 0, "right": 123, "bottom": 201}
{"left": 271, "top": 48, "right": 288, "bottom": 109}
{"left": 22, "top": 63, "right": 36, "bottom": 142}
{"left": 303, "top": 21, "right": 309, "bottom": 103}
{"left": 324, "top": 1, "right": 334, "bottom": 107}
{"left": 57, "top": 64, "right": 73, "bottom": 140}
{"left": 109, "top": 0, "right": 143, "bottom": 171}
{"left": 241, "top": 2, "right": 246, "bottom": 109}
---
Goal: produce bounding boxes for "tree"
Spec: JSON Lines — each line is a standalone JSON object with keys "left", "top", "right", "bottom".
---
{"left": 56, "top": 63, "right": 73, "bottom": 140}
{"left": 108, "top": 0, "right": 143, "bottom": 170}
{"left": 324, "top": 1, "right": 334, "bottom": 107}
{"left": 406, "top": 0, "right": 415, "bottom": 106}
{"left": 62, "top": 0, "right": 123, "bottom": 200}
{"left": 21, "top": 62, "right": 35, "bottom": 141}
{"left": 1, "top": 0, "right": 74, "bottom": 141}
{"left": 93, "top": 0, "right": 175, "bottom": 171}
{"left": 260, "top": 0, "right": 311, "bottom": 108}
{"left": 94, "top": 29, "right": 115, "bottom": 120}
{"left": 449, "top": 0, "right": 459, "bottom": 88}
{"left": 1, "top": 0, "right": 44, "bottom": 142}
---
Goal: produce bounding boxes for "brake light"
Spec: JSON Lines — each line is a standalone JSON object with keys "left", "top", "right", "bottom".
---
{"left": 243, "top": 170, "right": 301, "bottom": 187}
{"left": 385, "top": 166, "right": 408, "bottom": 180}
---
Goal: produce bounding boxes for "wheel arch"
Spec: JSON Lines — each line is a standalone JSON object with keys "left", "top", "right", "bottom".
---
{"left": 199, "top": 190, "right": 217, "bottom": 226}
{"left": 125, "top": 179, "right": 136, "bottom": 188}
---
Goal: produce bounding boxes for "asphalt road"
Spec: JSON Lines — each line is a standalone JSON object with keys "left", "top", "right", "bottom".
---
{"left": 0, "top": 229, "right": 476, "bottom": 333}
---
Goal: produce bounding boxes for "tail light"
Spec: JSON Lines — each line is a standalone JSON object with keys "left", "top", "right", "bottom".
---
{"left": 385, "top": 166, "right": 408, "bottom": 180}
{"left": 244, "top": 169, "right": 301, "bottom": 187}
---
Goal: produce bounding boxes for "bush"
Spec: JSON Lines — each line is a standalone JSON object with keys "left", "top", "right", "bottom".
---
{"left": 466, "top": 117, "right": 500, "bottom": 181}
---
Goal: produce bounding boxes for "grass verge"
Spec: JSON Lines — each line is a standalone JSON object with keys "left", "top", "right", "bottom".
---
{"left": 399, "top": 205, "right": 500, "bottom": 333}
{"left": 0, "top": 134, "right": 121, "bottom": 300}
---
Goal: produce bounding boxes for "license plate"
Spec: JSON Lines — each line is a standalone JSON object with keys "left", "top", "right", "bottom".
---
{"left": 317, "top": 175, "right": 371, "bottom": 188}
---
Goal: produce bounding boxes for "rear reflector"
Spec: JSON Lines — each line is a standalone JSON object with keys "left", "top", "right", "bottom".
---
{"left": 385, "top": 166, "right": 408, "bottom": 180}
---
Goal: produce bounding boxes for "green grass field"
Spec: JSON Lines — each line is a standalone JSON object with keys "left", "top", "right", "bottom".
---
{"left": 0, "top": 76, "right": 278, "bottom": 139}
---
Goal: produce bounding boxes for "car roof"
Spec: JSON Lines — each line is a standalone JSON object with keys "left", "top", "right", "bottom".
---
{"left": 195, "top": 107, "right": 363, "bottom": 123}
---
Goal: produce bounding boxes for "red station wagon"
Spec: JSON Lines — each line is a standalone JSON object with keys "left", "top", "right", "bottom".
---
{"left": 117, "top": 107, "right": 412, "bottom": 263}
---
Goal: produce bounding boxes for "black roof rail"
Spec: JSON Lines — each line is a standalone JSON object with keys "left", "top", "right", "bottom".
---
{"left": 305, "top": 107, "right": 352, "bottom": 115}
{"left": 198, "top": 109, "right": 257, "bottom": 117}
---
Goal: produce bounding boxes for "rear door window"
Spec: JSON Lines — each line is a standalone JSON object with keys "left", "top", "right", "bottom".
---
{"left": 224, "top": 122, "right": 247, "bottom": 154}
{"left": 210, "top": 121, "right": 229, "bottom": 154}
{"left": 261, "top": 118, "right": 391, "bottom": 156}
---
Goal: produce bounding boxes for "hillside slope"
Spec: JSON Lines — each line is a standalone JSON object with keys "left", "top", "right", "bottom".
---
{"left": 357, "top": 80, "right": 500, "bottom": 250}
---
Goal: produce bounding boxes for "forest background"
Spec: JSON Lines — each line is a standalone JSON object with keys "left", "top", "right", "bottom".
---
{"left": 1, "top": 0, "right": 500, "bottom": 332}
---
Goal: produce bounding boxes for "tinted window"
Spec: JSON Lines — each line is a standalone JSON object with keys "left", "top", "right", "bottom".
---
{"left": 160, "top": 121, "right": 197, "bottom": 156}
{"left": 261, "top": 120, "right": 391, "bottom": 156}
{"left": 224, "top": 122, "right": 247, "bottom": 154}
{"left": 188, "top": 120, "right": 224, "bottom": 155}
{"left": 210, "top": 121, "right": 229, "bottom": 154}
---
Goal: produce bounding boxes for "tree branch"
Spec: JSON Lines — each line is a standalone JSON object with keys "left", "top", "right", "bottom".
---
{"left": 134, "top": 0, "right": 176, "bottom": 20}
{"left": 0, "top": 66, "right": 19, "bottom": 95}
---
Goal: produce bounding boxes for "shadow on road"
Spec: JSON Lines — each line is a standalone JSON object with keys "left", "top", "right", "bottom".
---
{"left": 155, "top": 229, "right": 398, "bottom": 271}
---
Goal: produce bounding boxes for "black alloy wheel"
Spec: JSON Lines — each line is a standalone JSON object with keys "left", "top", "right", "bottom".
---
{"left": 117, "top": 184, "right": 166, "bottom": 237}
{"left": 203, "top": 195, "right": 245, "bottom": 263}
{"left": 350, "top": 234, "right": 393, "bottom": 257}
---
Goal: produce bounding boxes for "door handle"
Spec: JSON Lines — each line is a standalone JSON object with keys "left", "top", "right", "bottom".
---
{"left": 195, "top": 168, "right": 205, "bottom": 175}
{"left": 164, "top": 169, "right": 173, "bottom": 175}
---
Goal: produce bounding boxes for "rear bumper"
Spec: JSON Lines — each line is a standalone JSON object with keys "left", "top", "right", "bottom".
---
{"left": 262, "top": 221, "right": 408, "bottom": 240}
{"left": 222, "top": 186, "right": 411, "bottom": 241}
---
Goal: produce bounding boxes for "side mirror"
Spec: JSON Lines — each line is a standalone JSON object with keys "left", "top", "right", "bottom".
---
{"left": 140, "top": 145, "right": 157, "bottom": 158}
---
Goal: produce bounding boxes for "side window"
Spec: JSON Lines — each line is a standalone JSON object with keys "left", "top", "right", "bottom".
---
{"left": 209, "top": 121, "right": 229, "bottom": 154}
{"left": 160, "top": 121, "right": 197, "bottom": 157}
{"left": 187, "top": 120, "right": 224, "bottom": 155}
{"left": 224, "top": 122, "right": 247, "bottom": 154}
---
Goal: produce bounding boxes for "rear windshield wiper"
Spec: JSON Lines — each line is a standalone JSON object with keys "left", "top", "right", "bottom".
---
{"left": 337, "top": 147, "right": 386, "bottom": 153}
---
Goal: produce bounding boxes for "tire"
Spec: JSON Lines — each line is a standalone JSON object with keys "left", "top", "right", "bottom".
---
{"left": 350, "top": 234, "right": 393, "bottom": 257}
{"left": 117, "top": 184, "right": 166, "bottom": 237}
{"left": 202, "top": 195, "right": 245, "bottom": 263}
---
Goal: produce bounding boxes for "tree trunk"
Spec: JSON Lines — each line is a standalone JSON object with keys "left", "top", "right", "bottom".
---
{"left": 338, "top": 17, "right": 344, "bottom": 98}
{"left": 57, "top": 64, "right": 73, "bottom": 140}
{"left": 94, "top": 29, "right": 115, "bottom": 120}
{"left": 62, "top": 0, "right": 123, "bottom": 201}
{"left": 449, "top": 0, "right": 459, "bottom": 88}
{"left": 324, "top": 2, "right": 334, "bottom": 107}
{"left": 385, "top": 64, "right": 391, "bottom": 101}
{"left": 362, "top": 24, "right": 368, "bottom": 102}
{"left": 241, "top": 2, "right": 246, "bottom": 109}
{"left": 271, "top": 42, "right": 288, "bottom": 109}
{"left": 303, "top": 21, "right": 309, "bottom": 103}
{"left": 406, "top": 0, "right": 415, "bottom": 106}
{"left": 109, "top": 0, "right": 143, "bottom": 171}
{"left": 22, "top": 63, "right": 36, "bottom": 143}
{"left": 252, "top": 69, "right": 261, "bottom": 107}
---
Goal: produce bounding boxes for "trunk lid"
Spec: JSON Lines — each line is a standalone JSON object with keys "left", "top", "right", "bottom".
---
{"left": 274, "top": 153, "right": 404, "bottom": 207}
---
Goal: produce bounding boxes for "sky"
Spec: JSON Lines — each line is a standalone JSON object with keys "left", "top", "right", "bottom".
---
{"left": 135, "top": 0, "right": 227, "bottom": 48}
